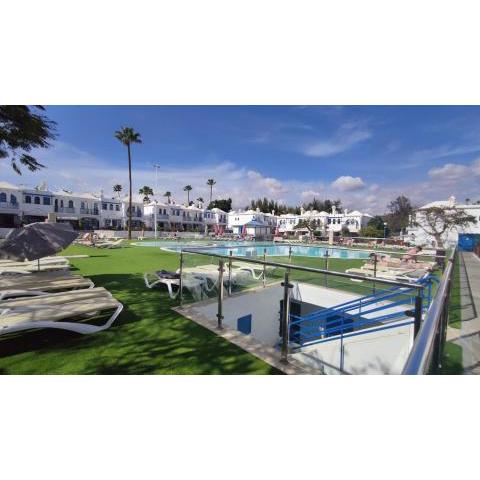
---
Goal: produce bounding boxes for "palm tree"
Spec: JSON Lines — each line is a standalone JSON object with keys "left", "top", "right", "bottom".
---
{"left": 465, "top": 198, "right": 471, "bottom": 204}
{"left": 197, "top": 197, "right": 204, "bottom": 203}
{"left": 183, "top": 185, "right": 192, "bottom": 205}
{"left": 114, "top": 127, "right": 142, "bottom": 239}
{"left": 139, "top": 185, "right": 154, "bottom": 203}
{"left": 207, "top": 178, "right": 216, "bottom": 203}
{"left": 164, "top": 191, "right": 172, "bottom": 204}
{"left": 113, "top": 184, "right": 122, "bottom": 199}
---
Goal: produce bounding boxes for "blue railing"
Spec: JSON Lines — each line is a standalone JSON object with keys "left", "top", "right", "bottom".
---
{"left": 289, "top": 275, "right": 436, "bottom": 348}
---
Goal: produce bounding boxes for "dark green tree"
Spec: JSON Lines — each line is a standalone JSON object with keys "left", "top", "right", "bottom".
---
{"left": 0, "top": 105, "right": 56, "bottom": 174}
{"left": 208, "top": 198, "right": 232, "bottom": 212}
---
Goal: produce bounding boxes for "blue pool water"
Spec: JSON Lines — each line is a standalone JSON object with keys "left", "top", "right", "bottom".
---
{"left": 133, "top": 241, "right": 370, "bottom": 259}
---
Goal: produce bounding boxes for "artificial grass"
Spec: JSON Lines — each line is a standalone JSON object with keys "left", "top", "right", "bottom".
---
{"left": 0, "top": 243, "right": 282, "bottom": 374}
{"left": 448, "top": 256, "right": 462, "bottom": 329}
{"left": 439, "top": 341, "right": 463, "bottom": 375}
{"left": 0, "top": 242, "right": 439, "bottom": 375}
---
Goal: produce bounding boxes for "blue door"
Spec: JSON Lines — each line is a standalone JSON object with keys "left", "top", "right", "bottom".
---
{"left": 458, "top": 234, "right": 480, "bottom": 252}
{"left": 237, "top": 314, "right": 252, "bottom": 335}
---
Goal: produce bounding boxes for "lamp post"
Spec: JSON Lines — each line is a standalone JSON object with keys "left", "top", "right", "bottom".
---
{"left": 154, "top": 200, "right": 158, "bottom": 240}
{"left": 383, "top": 222, "right": 388, "bottom": 239}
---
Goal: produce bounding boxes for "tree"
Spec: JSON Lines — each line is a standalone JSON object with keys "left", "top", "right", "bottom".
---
{"left": 196, "top": 197, "right": 204, "bottom": 203}
{"left": 208, "top": 198, "right": 232, "bottom": 212}
{"left": 206, "top": 178, "right": 216, "bottom": 203}
{"left": 113, "top": 184, "right": 122, "bottom": 199}
{"left": 164, "top": 191, "right": 172, "bottom": 204}
{"left": 360, "top": 225, "right": 384, "bottom": 238}
{"left": 294, "top": 219, "right": 317, "bottom": 238}
{"left": 115, "top": 126, "right": 142, "bottom": 240}
{"left": 414, "top": 206, "right": 477, "bottom": 248}
{"left": 139, "top": 185, "right": 154, "bottom": 203}
{"left": 183, "top": 185, "right": 192, "bottom": 204}
{"left": 386, "top": 195, "right": 413, "bottom": 233}
{"left": 0, "top": 105, "right": 56, "bottom": 174}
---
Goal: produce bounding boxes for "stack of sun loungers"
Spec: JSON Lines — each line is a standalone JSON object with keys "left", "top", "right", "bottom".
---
{"left": 346, "top": 254, "right": 436, "bottom": 282}
{"left": 144, "top": 261, "right": 276, "bottom": 299}
{"left": 0, "top": 255, "right": 123, "bottom": 336}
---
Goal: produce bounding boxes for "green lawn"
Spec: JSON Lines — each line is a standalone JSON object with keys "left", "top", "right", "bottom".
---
{"left": 0, "top": 242, "right": 440, "bottom": 375}
{"left": 0, "top": 243, "right": 282, "bottom": 374}
{"left": 448, "top": 256, "right": 462, "bottom": 329}
{"left": 439, "top": 341, "right": 463, "bottom": 375}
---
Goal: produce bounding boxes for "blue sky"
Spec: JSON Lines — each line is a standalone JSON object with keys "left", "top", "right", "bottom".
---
{"left": 2, "top": 105, "right": 479, "bottom": 213}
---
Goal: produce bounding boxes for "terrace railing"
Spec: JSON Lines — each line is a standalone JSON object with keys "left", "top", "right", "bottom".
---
{"left": 402, "top": 245, "right": 457, "bottom": 374}
{"left": 179, "top": 245, "right": 431, "bottom": 373}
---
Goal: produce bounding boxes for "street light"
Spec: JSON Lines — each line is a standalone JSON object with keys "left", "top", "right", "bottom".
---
{"left": 383, "top": 222, "right": 388, "bottom": 239}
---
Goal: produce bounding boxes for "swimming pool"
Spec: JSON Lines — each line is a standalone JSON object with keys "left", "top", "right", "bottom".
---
{"left": 134, "top": 241, "right": 370, "bottom": 259}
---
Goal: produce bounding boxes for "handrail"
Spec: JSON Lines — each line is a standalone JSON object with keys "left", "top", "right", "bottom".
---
{"left": 402, "top": 245, "right": 457, "bottom": 374}
{"left": 181, "top": 248, "right": 425, "bottom": 290}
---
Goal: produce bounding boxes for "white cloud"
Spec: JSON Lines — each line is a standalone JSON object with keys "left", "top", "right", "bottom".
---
{"left": 331, "top": 175, "right": 366, "bottom": 192}
{"left": 301, "top": 190, "right": 322, "bottom": 199}
{"left": 428, "top": 163, "right": 469, "bottom": 181}
{"left": 301, "top": 123, "right": 372, "bottom": 158}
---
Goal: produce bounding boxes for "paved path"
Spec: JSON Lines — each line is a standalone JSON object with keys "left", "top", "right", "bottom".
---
{"left": 447, "top": 252, "right": 480, "bottom": 374}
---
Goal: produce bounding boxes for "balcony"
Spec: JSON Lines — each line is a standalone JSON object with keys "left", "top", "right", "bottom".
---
{"left": 0, "top": 202, "right": 19, "bottom": 210}
{"left": 80, "top": 208, "right": 99, "bottom": 215}
{"left": 55, "top": 207, "right": 76, "bottom": 213}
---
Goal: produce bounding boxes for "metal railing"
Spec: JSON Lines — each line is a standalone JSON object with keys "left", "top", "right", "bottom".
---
{"left": 402, "top": 246, "right": 457, "bottom": 374}
{"left": 180, "top": 247, "right": 426, "bottom": 367}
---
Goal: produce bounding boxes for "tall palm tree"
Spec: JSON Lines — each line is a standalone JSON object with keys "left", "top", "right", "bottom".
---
{"left": 164, "top": 191, "right": 172, "bottom": 204}
{"left": 139, "top": 186, "right": 154, "bottom": 203}
{"left": 207, "top": 178, "right": 216, "bottom": 203}
{"left": 113, "top": 184, "right": 122, "bottom": 199}
{"left": 183, "top": 185, "right": 192, "bottom": 205}
{"left": 114, "top": 127, "right": 142, "bottom": 239}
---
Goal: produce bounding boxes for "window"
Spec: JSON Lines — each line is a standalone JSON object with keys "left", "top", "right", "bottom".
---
{"left": 34, "top": 196, "right": 40, "bottom": 205}
{"left": 109, "top": 204, "right": 113, "bottom": 210}
{"left": 60, "top": 200, "right": 64, "bottom": 208}
{"left": 81, "top": 202, "right": 85, "bottom": 209}
{"left": 115, "top": 204, "right": 120, "bottom": 211}
{"left": 43, "top": 197, "right": 51, "bottom": 205}
{"left": 11, "top": 194, "right": 17, "bottom": 204}
{"left": 68, "top": 200, "right": 73, "bottom": 209}
{"left": 25, "top": 195, "right": 31, "bottom": 204}
{"left": 102, "top": 203, "right": 107, "bottom": 210}
{"left": 0, "top": 192, "right": 6, "bottom": 202}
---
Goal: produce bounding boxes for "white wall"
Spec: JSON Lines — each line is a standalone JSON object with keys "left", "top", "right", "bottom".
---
{"left": 193, "top": 286, "right": 285, "bottom": 346}
{"left": 292, "top": 322, "right": 413, "bottom": 374}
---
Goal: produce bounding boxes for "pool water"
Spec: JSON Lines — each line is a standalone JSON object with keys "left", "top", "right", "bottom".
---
{"left": 134, "top": 241, "right": 370, "bottom": 259}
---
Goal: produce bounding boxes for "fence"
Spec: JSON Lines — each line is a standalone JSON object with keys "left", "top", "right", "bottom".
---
{"left": 402, "top": 246, "right": 457, "bottom": 374}
{"left": 178, "top": 245, "right": 437, "bottom": 373}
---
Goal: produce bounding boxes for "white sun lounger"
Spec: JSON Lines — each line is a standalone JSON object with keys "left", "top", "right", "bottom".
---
{"left": 95, "top": 239, "right": 124, "bottom": 249}
{"left": 0, "top": 274, "right": 94, "bottom": 300}
{"left": 144, "top": 271, "right": 206, "bottom": 299}
{"left": 0, "top": 287, "right": 123, "bottom": 335}
{"left": 231, "top": 261, "right": 276, "bottom": 280}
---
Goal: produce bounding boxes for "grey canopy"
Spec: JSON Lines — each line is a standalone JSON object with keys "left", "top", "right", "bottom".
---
{"left": 0, "top": 222, "right": 78, "bottom": 262}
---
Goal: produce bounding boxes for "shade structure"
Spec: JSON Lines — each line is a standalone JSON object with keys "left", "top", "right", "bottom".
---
{"left": 0, "top": 222, "right": 77, "bottom": 262}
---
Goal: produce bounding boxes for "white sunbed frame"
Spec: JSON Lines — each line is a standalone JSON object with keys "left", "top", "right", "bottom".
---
{"left": 0, "top": 291, "right": 123, "bottom": 335}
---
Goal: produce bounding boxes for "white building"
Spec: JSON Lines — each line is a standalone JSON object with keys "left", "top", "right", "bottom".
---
{"left": 277, "top": 205, "right": 371, "bottom": 235}
{"left": 0, "top": 182, "right": 145, "bottom": 230}
{"left": 407, "top": 196, "right": 480, "bottom": 248}
{"left": 143, "top": 199, "right": 227, "bottom": 233}
{"left": 227, "top": 208, "right": 277, "bottom": 237}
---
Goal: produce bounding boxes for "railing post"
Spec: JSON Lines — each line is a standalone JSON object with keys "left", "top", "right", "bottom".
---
{"left": 414, "top": 294, "right": 423, "bottom": 338}
{"left": 288, "top": 245, "right": 293, "bottom": 263}
{"left": 217, "top": 259, "right": 225, "bottom": 329}
{"left": 324, "top": 249, "right": 329, "bottom": 287}
{"left": 228, "top": 250, "right": 232, "bottom": 296}
{"left": 281, "top": 270, "right": 293, "bottom": 363}
{"left": 263, "top": 247, "right": 267, "bottom": 288}
{"left": 179, "top": 250, "right": 184, "bottom": 306}
{"left": 373, "top": 253, "right": 378, "bottom": 294}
